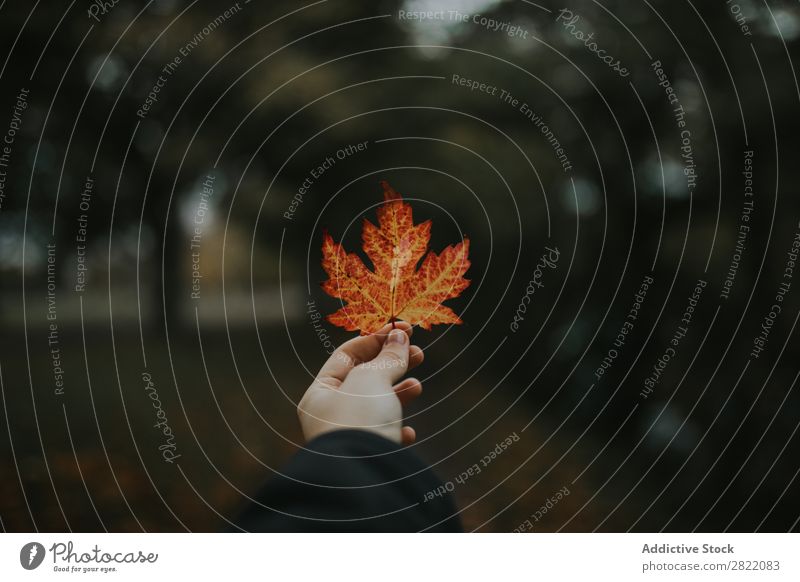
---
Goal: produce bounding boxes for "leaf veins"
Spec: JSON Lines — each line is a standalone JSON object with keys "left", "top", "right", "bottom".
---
{"left": 321, "top": 181, "right": 471, "bottom": 335}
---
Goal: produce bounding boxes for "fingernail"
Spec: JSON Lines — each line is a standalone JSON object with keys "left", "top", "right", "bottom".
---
{"left": 386, "top": 329, "right": 407, "bottom": 345}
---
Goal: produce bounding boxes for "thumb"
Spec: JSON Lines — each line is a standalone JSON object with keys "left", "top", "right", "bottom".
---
{"left": 368, "top": 327, "right": 410, "bottom": 384}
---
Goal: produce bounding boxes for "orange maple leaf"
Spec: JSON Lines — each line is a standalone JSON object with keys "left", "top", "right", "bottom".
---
{"left": 321, "top": 181, "right": 471, "bottom": 335}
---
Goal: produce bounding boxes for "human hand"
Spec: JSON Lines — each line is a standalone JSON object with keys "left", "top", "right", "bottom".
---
{"left": 297, "top": 321, "right": 424, "bottom": 445}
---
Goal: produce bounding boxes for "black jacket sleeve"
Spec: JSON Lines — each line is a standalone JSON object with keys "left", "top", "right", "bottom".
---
{"left": 231, "top": 429, "right": 462, "bottom": 532}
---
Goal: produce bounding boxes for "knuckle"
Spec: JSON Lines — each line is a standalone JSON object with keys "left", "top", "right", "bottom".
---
{"left": 331, "top": 349, "right": 355, "bottom": 369}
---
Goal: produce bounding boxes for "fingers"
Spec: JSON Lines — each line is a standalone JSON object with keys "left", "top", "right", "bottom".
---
{"left": 361, "top": 327, "right": 410, "bottom": 384}
{"left": 401, "top": 426, "right": 416, "bottom": 445}
{"left": 408, "top": 344, "right": 424, "bottom": 371}
{"left": 317, "top": 321, "right": 413, "bottom": 383}
{"left": 393, "top": 377, "right": 422, "bottom": 406}
{"left": 395, "top": 377, "right": 422, "bottom": 445}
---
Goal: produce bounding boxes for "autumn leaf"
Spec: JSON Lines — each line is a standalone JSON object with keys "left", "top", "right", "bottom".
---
{"left": 321, "top": 181, "right": 471, "bottom": 335}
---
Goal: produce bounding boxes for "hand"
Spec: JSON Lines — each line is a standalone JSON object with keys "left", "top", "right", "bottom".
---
{"left": 297, "top": 321, "right": 424, "bottom": 445}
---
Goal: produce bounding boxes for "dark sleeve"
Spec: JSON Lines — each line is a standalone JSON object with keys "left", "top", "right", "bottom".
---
{"left": 231, "top": 429, "right": 462, "bottom": 532}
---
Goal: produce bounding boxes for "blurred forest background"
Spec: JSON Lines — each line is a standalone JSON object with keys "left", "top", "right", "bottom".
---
{"left": 1, "top": 0, "right": 800, "bottom": 532}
